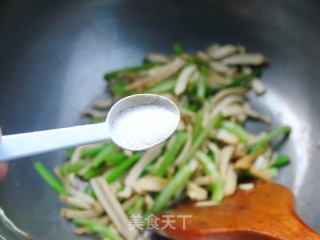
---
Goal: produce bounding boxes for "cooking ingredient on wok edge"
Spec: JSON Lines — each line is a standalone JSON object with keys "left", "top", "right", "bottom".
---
{"left": 35, "top": 43, "right": 291, "bottom": 240}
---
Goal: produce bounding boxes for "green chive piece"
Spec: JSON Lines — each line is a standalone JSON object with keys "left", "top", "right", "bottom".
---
{"left": 127, "top": 196, "right": 145, "bottom": 215}
{"left": 178, "top": 114, "right": 222, "bottom": 168}
{"left": 271, "top": 155, "right": 290, "bottom": 168}
{"left": 92, "top": 144, "right": 117, "bottom": 168}
{"left": 106, "top": 153, "right": 142, "bottom": 183}
{"left": 74, "top": 219, "right": 123, "bottom": 240}
{"left": 218, "top": 120, "right": 249, "bottom": 143}
{"left": 173, "top": 43, "right": 185, "bottom": 56}
{"left": 195, "top": 151, "right": 224, "bottom": 202}
{"left": 250, "top": 126, "right": 291, "bottom": 154}
{"left": 146, "top": 162, "right": 195, "bottom": 215}
{"left": 154, "top": 132, "right": 187, "bottom": 177}
{"left": 34, "top": 162, "right": 67, "bottom": 195}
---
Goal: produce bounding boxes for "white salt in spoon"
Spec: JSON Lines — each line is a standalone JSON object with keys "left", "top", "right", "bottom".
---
{"left": 0, "top": 94, "right": 180, "bottom": 161}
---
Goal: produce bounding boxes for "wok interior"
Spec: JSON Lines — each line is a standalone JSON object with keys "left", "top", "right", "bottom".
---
{"left": 0, "top": 1, "right": 320, "bottom": 239}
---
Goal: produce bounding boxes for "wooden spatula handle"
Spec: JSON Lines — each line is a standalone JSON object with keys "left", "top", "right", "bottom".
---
{"left": 156, "top": 182, "right": 320, "bottom": 240}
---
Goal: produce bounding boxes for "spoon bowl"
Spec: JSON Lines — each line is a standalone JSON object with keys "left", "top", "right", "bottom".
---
{"left": 107, "top": 94, "right": 180, "bottom": 151}
{"left": 0, "top": 94, "right": 179, "bottom": 161}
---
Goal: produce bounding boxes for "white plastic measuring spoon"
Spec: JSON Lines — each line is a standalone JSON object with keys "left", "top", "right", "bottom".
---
{"left": 0, "top": 94, "right": 180, "bottom": 161}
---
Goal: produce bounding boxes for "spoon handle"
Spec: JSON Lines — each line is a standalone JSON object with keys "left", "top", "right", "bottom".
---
{"left": 0, "top": 123, "right": 109, "bottom": 161}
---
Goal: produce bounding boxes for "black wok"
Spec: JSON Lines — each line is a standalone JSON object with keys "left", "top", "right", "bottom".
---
{"left": 1, "top": 0, "right": 320, "bottom": 239}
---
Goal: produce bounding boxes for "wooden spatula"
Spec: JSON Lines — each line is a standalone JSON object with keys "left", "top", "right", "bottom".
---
{"left": 156, "top": 181, "right": 320, "bottom": 240}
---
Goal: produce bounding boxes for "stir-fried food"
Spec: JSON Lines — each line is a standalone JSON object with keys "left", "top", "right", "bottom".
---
{"left": 35, "top": 43, "right": 291, "bottom": 240}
